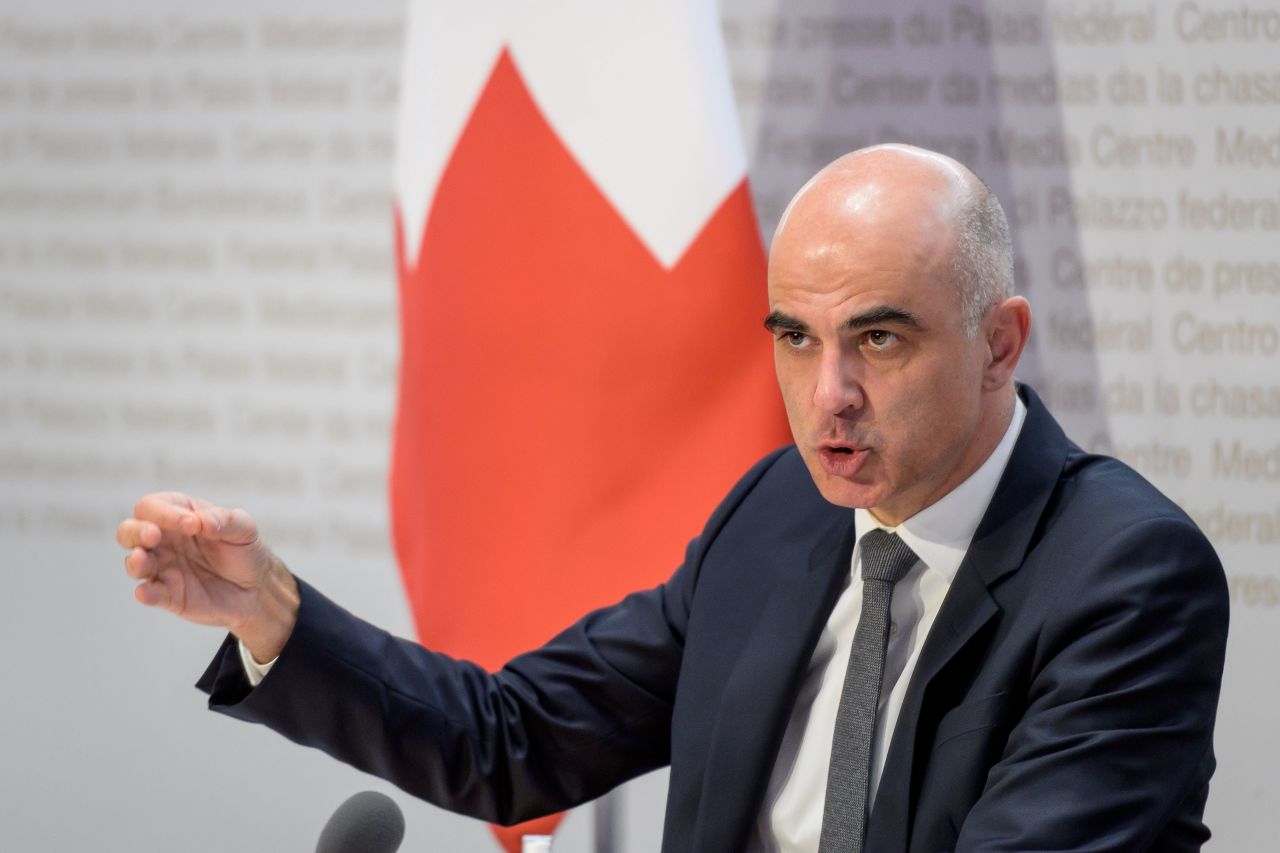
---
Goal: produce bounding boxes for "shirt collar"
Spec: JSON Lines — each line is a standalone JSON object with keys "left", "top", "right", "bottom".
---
{"left": 854, "top": 395, "right": 1027, "bottom": 585}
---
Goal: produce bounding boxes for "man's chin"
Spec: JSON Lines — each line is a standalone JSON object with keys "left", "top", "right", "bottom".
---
{"left": 809, "top": 469, "right": 883, "bottom": 510}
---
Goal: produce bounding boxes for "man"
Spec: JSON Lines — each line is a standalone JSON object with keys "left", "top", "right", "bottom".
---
{"left": 117, "top": 145, "right": 1228, "bottom": 852}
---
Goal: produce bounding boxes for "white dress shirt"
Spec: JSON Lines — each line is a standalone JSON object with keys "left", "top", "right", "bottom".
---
{"left": 239, "top": 639, "right": 274, "bottom": 685}
{"left": 241, "top": 401, "right": 1027, "bottom": 852}
{"left": 749, "top": 398, "right": 1026, "bottom": 853}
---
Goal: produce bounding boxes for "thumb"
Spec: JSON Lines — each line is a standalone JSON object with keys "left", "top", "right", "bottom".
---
{"left": 195, "top": 505, "right": 258, "bottom": 546}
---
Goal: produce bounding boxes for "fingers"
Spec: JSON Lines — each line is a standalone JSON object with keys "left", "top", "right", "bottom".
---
{"left": 189, "top": 502, "right": 259, "bottom": 545}
{"left": 132, "top": 492, "right": 201, "bottom": 536}
{"left": 127, "top": 492, "right": 257, "bottom": 544}
{"left": 116, "top": 518, "right": 161, "bottom": 550}
{"left": 134, "top": 578, "right": 171, "bottom": 609}
{"left": 124, "top": 546, "right": 156, "bottom": 581}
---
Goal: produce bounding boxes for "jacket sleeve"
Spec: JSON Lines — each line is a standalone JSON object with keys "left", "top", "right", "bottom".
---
{"left": 196, "top": 446, "right": 789, "bottom": 825}
{"left": 955, "top": 515, "right": 1229, "bottom": 852}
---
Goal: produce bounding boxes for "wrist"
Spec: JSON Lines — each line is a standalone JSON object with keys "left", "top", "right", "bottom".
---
{"left": 233, "top": 557, "right": 300, "bottom": 664}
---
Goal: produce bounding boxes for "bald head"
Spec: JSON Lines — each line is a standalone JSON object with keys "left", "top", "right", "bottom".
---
{"left": 766, "top": 144, "right": 1031, "bottom": 519}
{"left": 771, "top": 144, "right": 1013, "bottom": 337}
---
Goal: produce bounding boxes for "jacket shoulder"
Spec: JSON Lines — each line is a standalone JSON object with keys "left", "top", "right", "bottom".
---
{"left": 1053, "top": 446, "right": 1207, "bottom": 541}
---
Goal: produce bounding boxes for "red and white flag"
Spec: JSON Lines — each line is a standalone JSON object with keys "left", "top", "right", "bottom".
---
{"left": 390, "top": 5, "right": 789, "bottom": 849}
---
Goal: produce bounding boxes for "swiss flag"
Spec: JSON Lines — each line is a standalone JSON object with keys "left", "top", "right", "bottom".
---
{"left": 390, "top": 6, "right": 790, "bottom": 850}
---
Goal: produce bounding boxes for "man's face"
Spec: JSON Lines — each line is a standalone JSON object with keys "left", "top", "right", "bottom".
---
{"left": 766, "top": 180, "right": 992, "bottom": 524}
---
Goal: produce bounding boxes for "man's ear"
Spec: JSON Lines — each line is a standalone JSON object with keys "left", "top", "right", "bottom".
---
{"left": 982, "top": 296, "right": 1031, "bottom": 391}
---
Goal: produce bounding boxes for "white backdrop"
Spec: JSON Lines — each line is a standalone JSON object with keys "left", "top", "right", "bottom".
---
{"left": 1, "top": 2, "right": 1275, "bottom": 850}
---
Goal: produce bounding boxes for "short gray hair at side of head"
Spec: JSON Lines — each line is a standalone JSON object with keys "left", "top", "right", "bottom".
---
{"left": 952, "top": 180, "right": 1014, "bottom": 339}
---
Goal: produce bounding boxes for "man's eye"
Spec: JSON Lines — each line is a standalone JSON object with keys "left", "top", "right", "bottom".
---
{"left": 782, "top": 331, "right": 810, "bottom": 349}
{"left": 866, "top": 330, "right": 898, "bottom": 350}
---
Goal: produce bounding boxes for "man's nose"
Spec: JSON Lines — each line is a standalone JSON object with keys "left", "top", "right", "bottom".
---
{"left": 812, "top": 347, "right": 864, "bottom": 415}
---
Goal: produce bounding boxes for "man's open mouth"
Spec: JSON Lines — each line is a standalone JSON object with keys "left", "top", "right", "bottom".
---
{"left": 817, "top": 444, "right": 870, "bottom": 477}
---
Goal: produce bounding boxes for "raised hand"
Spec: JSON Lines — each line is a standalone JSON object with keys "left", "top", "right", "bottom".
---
{"left": 117, "top": 492, "right": 299, "bottom": 662}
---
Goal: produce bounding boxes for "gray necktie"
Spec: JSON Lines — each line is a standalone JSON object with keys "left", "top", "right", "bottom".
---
{"left": 818, "top": 529, "right": 919, "bottom": 853}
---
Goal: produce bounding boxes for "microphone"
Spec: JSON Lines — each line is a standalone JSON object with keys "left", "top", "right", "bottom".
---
{"left": 315, "top": 791, "right": 406, "bottom": 853}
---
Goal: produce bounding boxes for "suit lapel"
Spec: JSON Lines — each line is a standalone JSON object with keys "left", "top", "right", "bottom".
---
{"left": 691, "top": 508, "right": 855, "bottom": 853}
{"left": 866, "top": 386, "right": 1071, "bottom": 851}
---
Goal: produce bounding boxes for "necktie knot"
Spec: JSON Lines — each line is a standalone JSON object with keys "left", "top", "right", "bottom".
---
{"left": 858, "top": 529, "right": 918, "bottom": 585}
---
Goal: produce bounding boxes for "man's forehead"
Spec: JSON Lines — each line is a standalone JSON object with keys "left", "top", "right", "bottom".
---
{"left": 767, "top": 225, "right": 952, "bottom": 299}
{"left": 766, "top": 236, "right": 962, "bottom": 331}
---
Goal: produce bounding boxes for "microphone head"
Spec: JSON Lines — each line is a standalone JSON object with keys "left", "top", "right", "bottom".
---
{"left": 316, "top": 791, "right": 406, "bottom": 853}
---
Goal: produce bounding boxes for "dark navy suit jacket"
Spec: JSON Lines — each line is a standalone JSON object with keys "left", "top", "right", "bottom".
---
{"left": 200, "top": 386, "right": 1229, "bottom": 852}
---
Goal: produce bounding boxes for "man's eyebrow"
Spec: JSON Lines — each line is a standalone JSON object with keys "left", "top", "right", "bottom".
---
{"left": 842, "top": 306, "right": 924, "bottom": 332}
{"left": 763, "top": 311, "right": 808, "bottom": 333}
